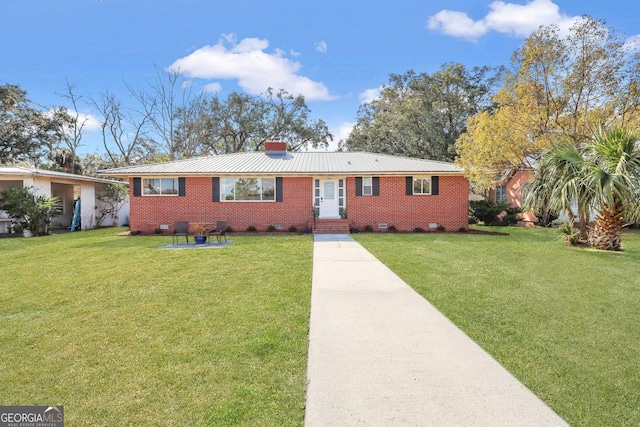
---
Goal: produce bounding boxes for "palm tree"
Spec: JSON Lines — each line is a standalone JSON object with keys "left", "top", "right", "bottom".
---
{"left": 525, "top": 128, "right": 640, "bottom": 251}
{"left": 584, "top": 128, "right": 640, "bottom": 250}
{"left": 524, "top": 143, "right": 593, "bottom": 240}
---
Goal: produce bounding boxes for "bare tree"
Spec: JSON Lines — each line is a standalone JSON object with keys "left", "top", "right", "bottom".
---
{"left": 91, "top": 91, "right": 152, "bottom": 166}
{"left": 173, "top": 94, "right": 210, "bottom": 158}
{"left": 54, "top": 80, "right": 89, "bottom": 173}
{"left": 128, "top": 68, "right": 203, "bottom": 159}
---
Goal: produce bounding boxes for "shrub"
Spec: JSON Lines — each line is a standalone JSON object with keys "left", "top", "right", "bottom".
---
{"left": 153, "top": 227, "right": 164, "bottom": 234}
{"left": 0, "top": 186, "right": 61, "bottom": 236}
{"left": 266, "top": 225, "right": 276, "bottom": 232}
{"left": 95, "top": 183, "right": 128, "bottom": 227}
{"left": 458, "top": 227, "right": 468, "bottom": 232}
{"left": 559, "top": 223, "right": 580, "bottom": 245}
{"left": 349, "top": 227, "right": 360, "bottom": 233}
{"left": 470, "top": 200, "right": 522, "bottom": 226}
{"left": 225, "top": 226, "right": 233, "bottom": 233}
{"left": 437, "top": 225, "right": 446, "bottom": 232}
{"left": 468, "top": 204, "right": 479, "bottom": 224}
{"left": 288, "top": 226, "right": 297, "bottom": 233}
{"left": 364, "top": 225, "right": 373, "bottom": 232}
{"left": 388, "top": 225, "right": 397, "bottom": 233}
{"left": 246, "top": 225, "right": 257, "bottom": 232}
{"left": 414, "top": 227, "right": 426, "bottom": 233}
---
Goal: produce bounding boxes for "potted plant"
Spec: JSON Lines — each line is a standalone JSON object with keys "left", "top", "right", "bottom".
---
{"left": 193, "top": 223, "right": 209, "bottom": 244}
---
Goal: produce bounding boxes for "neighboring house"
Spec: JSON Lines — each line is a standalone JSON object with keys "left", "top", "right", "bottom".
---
{"left": 99, "top": 141, "right": 470, "bottom": 234}
{"left": 0, "top": 166, "right": 130, "bottom": 232}
{"left": 489, "top": 168, "right": 536, "bottom": 224}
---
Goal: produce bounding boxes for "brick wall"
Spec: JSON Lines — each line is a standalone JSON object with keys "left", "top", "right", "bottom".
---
{"left": 491, "top": 170, "right": 536, "bottom": 225}
{"left": 129, "top": 176, "right": 314, "bottom": 233}
{"left": 129, "top": 175, "right": 469, "bottom": 233}
{"left": 346, "top": 176, "right": 469, "bottom": 231}
{"left": 506, "top": 169, "right": 536, "bottom": 224}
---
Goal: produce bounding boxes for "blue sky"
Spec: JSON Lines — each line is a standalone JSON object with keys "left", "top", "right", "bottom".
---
{"left": 2, "top": 0, "right": 640, "bottom": 154}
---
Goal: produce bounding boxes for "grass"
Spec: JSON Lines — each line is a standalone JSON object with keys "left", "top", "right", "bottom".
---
{"left": 0, "top": 228, "right": 313, "bottom": 426}
{"left": 353, "top": 226, "right": 640, "bottom": 426}
{"left": 5, "top": 226, "right": 640, "bottom": 425}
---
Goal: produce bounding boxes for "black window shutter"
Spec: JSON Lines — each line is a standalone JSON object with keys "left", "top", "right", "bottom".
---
{"left": 432, "top": 176, "right": 439, "bottom": 195}
{"left": 372, "top": 177, "right": 380, "bottom": 196}
{"left": 212, "top": 177, "right": 220, "bottom": 202}
{"left": 276, "top": 177, "right": 283, "bottom": 202}
{"left": 178, "top": 177, "right": 186, "bottom": 196}
{"left": 355, "top": 177, "right": 362, "bottom": 196}
{"left": 133, "top": 177, "right": 141, "bottom": 197}
{"left": 406, "top": 177, "right": 413, "bottom": 195}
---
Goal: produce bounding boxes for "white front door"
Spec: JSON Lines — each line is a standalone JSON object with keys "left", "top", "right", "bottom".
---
{"left": 317, "top": 178, "right": 340, "bottom": 218}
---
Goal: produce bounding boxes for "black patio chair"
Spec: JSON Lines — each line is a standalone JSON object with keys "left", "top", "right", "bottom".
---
{"left": 209, "top": 220, "right": 228, "bottom": 244}
{"left": 172, "top": 221, "right": 189, "bottom": 245}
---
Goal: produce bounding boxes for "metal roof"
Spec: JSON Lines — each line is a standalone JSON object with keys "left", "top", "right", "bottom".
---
{"left": 99, "top": 151, "right": 463, "bottom": 177}
{"left": 0, "top": 166, "right": 128, "bottom": 185}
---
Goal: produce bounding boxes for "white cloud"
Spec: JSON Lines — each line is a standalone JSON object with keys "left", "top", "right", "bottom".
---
{"left": 169, "top": 34, "right": 335, "bottom": 101}
{"left": 359, "top": 87, "right": 382, "bottom": 104}
{"left": 624, "top": 34, "right": 640, "bottom": 53}
{"left": 315, "top": 40, "right": 328, "bottom": 54}
{"left": 335, "top": 121, "right": 355, "bottom": 142}
{"left": 427, "top": 0, "right": 577, "bottom": 41}
{"left": 203, "top": 82, "right": 222, "bottom": 94}
{"left": 48, "top": 109, "right": 102, "bottom": 132}
{"left": 79, "top": 112, "right": 102, "bottom": 132}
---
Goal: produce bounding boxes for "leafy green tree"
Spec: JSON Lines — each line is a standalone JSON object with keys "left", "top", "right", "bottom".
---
{"left": 0, "top": 84, "right": 66, "bottom": 165}
{"left": 189, "top": 88, "right": 332, "bottom": 154}
{"left": 79, "top": 153, "right": 118, "bottom": 177}
{"left": 43, "top": 148, "right": 83, "bottom": 174}
{"left": 343, "top": 63, "right": 503, "bottom": 161}
{"left": 457, "top": 16, "right": 640, "bottom": 189}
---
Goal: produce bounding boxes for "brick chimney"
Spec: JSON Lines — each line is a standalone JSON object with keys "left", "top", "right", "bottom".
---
{"left": 264, "top": 140, "right": 288, "bottom": 154}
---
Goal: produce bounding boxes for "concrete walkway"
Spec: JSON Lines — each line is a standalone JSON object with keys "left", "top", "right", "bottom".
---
{"left": 305, "top": 234, "right": 567, "bottom": 426}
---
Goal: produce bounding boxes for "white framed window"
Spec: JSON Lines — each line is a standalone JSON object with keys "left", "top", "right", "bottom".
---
{"left": 142, "top": 178, "right": 179, "bottom": 196}
{"left": 496, "top": 185, "right": 507, "bottom": 203}
{"left": 221, "top": 177, "right": 275, "bottom": 201}
{"left": 413, "top": 177, "right": 431, "bottom": 195}
{"left": 362, "top": 177, "right": 373, "bottom": 196}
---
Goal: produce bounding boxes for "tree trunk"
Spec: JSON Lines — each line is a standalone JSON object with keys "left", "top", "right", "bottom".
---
{"left": 588, "top": 201, "right": 624, "bottom": 251}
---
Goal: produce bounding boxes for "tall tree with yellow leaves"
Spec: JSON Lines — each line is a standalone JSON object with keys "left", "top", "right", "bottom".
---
{"left": 457, "top": 16, "right": 640, "bottom": 190}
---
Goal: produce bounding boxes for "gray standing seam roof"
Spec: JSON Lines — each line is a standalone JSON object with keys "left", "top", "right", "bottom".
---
{"left": 100, "top": 151, "right": 462, "bottom": 176}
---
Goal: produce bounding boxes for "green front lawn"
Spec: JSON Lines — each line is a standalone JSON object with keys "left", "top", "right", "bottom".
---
{"left": 0, "top": 229, "right": 313, "bottom": 426}
{"left": 3, "top": 226, "right": 639, "bottom": 425}
{"left": 354, "top": 227, "right": 640, "bottom": 426}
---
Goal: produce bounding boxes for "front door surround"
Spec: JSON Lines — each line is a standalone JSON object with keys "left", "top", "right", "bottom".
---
{"left": 315, "top": 177, "right": 342, "bottom": 219}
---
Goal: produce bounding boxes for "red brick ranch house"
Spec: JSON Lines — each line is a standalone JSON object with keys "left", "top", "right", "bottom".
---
{"left": 100, "top": 142, "right": 469, "bottom": 234}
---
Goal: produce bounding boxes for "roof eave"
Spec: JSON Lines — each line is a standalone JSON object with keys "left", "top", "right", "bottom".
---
{"left": 99, "top": 170, "right": 463, "bottom": 178}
